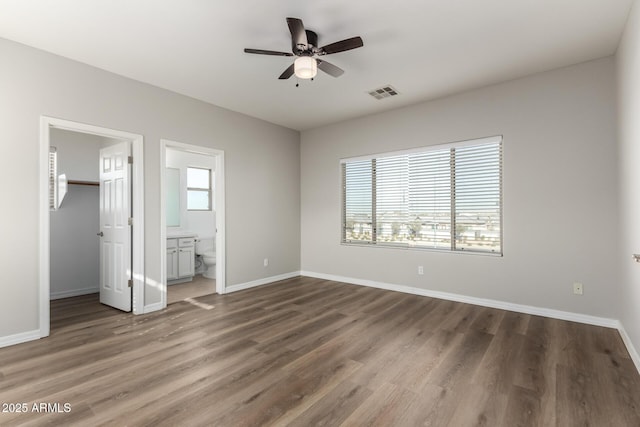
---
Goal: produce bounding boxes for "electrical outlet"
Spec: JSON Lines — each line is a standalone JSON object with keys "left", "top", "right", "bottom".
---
{"left": 418, "top": 266, "right": 424, "bottom": 275}
{"left": 573, "top": 282, "right": 583, "bottom": 295}
{"left": 264, "top": 258, "right": 269, "bottom": 267}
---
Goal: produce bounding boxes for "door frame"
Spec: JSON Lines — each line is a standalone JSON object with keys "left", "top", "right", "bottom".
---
{"left": 160, "top": 139, "right": 226, "bottom": 307}
{"left": 39, "top": 116, "right": 145, "bottom": 338}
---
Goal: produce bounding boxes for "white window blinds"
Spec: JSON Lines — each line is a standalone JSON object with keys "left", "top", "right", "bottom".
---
{"left": 341, "top": 136, "right": 502, "bottom": 255}
{"left": 49, "top": 146, "right": 57, "bottom": 211}
{"left": 343, "top": 159, "right": 374, "bottom": 243}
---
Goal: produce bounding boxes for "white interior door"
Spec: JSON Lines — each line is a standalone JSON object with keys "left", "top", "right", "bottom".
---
{"left": 99, "top": 141, "right": 132, "bottom": 312}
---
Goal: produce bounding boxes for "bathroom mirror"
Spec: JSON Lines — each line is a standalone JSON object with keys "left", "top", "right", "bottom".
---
{"left": 166, "top": 167, "right": 180, "bottom": 227}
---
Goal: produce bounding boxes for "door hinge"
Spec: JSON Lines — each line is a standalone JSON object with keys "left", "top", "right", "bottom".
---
{"left": 128, "top": 217, "right": 133, "bottom": 226}
{"left": 128, "top": 279, "right": 133, "bottom": 288}
{"left": 128, "top": 155, "right": 133, "bottom": 164}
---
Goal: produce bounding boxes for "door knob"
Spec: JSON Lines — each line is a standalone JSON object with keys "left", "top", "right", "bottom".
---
{"left": 97, "top": 232, "right": 104, "bottom": 237}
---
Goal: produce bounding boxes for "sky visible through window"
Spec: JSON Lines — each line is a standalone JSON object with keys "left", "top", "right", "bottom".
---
{"left": 187, "top": 167, "right": 211, "bottom": 211}
{"left": 343, "top": 141, "right": 501, "bottom": 253}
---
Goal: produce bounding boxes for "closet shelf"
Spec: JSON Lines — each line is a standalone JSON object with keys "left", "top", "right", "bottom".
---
{"left": 68, "top": 180, "right": 99, "bottom": 186}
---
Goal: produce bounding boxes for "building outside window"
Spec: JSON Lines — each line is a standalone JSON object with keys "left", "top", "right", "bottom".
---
{"left": 341, "top": 136, "right": 503, "bottom": 255}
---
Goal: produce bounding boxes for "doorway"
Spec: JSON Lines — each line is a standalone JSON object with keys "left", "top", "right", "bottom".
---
{"left": 49, "top": 129, "right": 130, "bottom": 310}
{"left": 39, "top": 117, "right": 145, "bottom": 338}
{"left": 160, "top": 139, "right": 225, "bottom": 307}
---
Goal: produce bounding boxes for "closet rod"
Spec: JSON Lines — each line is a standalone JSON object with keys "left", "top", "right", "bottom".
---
{"left": 68, "top": 180, "right": 99, "bottom": 187}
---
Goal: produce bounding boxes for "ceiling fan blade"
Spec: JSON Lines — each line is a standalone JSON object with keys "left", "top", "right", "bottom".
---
{"left": 278, "top": 63, "right": 295, "bottom": 79}
{"left": 317, "top": 59, "right": 344, "bottom": 77}
{"left": 244, "top": 48, "right": 293, "bottom": 57}
{"left": 287, "top": 17, "right": 308, "bottom": 53}
{"left": 320, "top": 36, "right": 364, "bottom": 55}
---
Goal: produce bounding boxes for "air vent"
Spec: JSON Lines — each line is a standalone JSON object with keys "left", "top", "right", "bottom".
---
{"left": 368, "top": 85, "right": 399, "bottom": 100}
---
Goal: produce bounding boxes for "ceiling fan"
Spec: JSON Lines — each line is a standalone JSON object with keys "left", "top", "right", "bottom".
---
{"left": 244, "top": 17, "right": 363, "bottom": 81}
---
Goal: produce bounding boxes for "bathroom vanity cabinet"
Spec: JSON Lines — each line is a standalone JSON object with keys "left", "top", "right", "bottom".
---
{"left": 167, "top": 235, "right": 196, "bottom": 284}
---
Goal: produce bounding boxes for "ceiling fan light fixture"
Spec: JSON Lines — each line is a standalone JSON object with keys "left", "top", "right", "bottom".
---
{"left": 244, "top": 17, "right": 362, "bottom": 80}
{"left": 294, "top": 56, "right": 317, "bottom": 79}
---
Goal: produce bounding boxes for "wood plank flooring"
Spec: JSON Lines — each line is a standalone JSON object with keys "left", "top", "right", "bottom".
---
{"left": 1, "top": 276, "right": 639, "bottom": 426}
{"left": 167, "top": 274, "right": 216, "bottom": 304}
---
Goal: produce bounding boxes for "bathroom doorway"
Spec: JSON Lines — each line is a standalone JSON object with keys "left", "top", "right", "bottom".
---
{"left": 39, "top": 117, "right": 145, "bottom": 338}
{"left": 160, "top": 140, "right": 225, "bottom": 307}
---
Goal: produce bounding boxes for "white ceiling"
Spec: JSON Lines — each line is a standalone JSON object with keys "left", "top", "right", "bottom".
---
{"left": 0, "top": 0, "right": 634, "bottom": 130}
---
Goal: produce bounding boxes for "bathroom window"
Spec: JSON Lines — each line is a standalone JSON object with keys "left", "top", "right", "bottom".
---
{"left": 187, "top": 167, "right": 212, "bottom": 211}
{"left": 341, "top": 135, "right": 503, "bottom": 255}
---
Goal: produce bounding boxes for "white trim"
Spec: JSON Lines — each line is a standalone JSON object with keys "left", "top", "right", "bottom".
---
{"left": 618, "top": 323, "right": 640, "bottom": 374}
{"left": 40, "top": 116, "right": 145, "bottom": 339}
{"left": 215, "top": 151, "right": 226, "bottom": 294}
{"left": 225, "top": 271, "right": 301, "bottom": 294}
{"left": 340, "top": 135, "right": 502, "bottom": 163}
{"left": 39, "top": 117, "right": 51, "bottom": 338}
{"left": 131, "top": 134, "right": 145, "bottom": 315}
{"left": 160, "top": 142, "right": 167, "bottom": 310}
{"left": 0, "top": 330, "right": 41, "bottom": 349}
{"left": 143, "top": 302, "right": 165, "bottom": 314}
{"left": 159, "top": 139, "right": 226, "bottom": 312}
{"left": 50, "top": 287, "right": 99, "bottom": 300}
{"left": 300, "top": 271, "right": 619, "bottom": 329}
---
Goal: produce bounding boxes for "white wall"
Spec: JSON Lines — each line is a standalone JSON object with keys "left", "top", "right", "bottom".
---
{"left": 49, "top": 129, "right": 118, "bottom": 299}
{"left": 50, "top": 128, "right": 122, "bottom": 181}
{"left": 0, "top": 37, "right": 300, "bottom": 339}
{"left": 301, "top": 57, "right": 619, "bottom": 319}
{"left": 52, "top": 129, "right": 97, "bottom": 181}
{"left": 50, "top": 185, "right": 100, "bottom": 299}
{"left": 165, "top": 148, "right": 216, "bottom": 239}
{"left": 616, "top": 0, "right": 640, "bottom": 365}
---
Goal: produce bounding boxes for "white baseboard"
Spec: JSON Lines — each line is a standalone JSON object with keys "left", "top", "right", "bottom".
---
{"left": 143, "top": 302, "right": 164, "bottom": 314}
{"left": 0, "top": 329, "right": 41, "bottom": 349}
{"left": 300, "top": 271, "right": 619, "bottom": 329}
{"left": 50, "top": 287, "right": 99, "bottom": 300}
{"left": 301, "top": 270, "right": 640, "bottom": 375}
{"left": 617, "top": 323, "right": 640, "bottom": 374}
{"left": 225, "top": 271, "right": 301, "bottom": 294}
{"left": 4, "top": 271, "right": 638, "bottom": 376}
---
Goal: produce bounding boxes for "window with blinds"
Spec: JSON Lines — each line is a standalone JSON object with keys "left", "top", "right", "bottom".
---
{"left": 341, "top": 136, "right": 502, "bottom": 255}
{"left": 49, "top": 146, "right": 58, "bottom": 211}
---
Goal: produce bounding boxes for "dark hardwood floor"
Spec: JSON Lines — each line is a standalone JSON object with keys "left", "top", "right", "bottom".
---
{"left": 0, "top": 276, "right": 639, "bottom": 426}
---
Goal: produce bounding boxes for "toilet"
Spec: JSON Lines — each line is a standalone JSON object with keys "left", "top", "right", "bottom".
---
{"left": 195, "top": 237, "right": 216, "bottom": 279}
